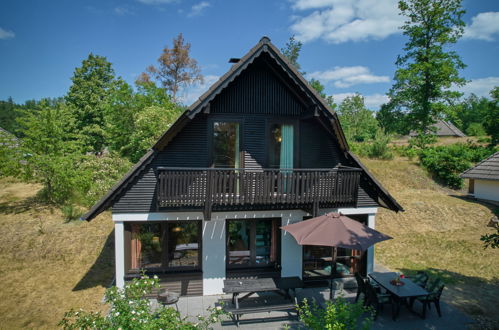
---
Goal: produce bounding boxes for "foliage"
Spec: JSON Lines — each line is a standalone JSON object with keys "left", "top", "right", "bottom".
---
{"left": 367, "top": 130, "right": 394, "bottom": 160}
{"left": 0, "top": 97, "right": 19, "bottom": 133}
{"left": 408, "top": 133, "right": 437, "bottom": 149}
{"left": 376, "top": 102, "right": 410, "bottom": 135}
{"left": 484, "top": 86, "right": 499, "bottom": 145}
{"left": 145, "top": 33, "right": 203, "bottom": 103}
{"left": 445, "top": 93, "right": 490, "bottom": 135}
{"left": 61, "top": 204, "right": 84, "bottom": 222}
{"left": 281, "top": 35, "right": 303, "bottom": 71}
{"left": 76, "top": 154, "right": 132, "bottom": 206}
{"left": 296, "top": 297, "right": 373, "bottom": 330}
{"left": 66, "top": 53, "right": 116, "bottom": 153}
{"left": 418, "top": 143, "right": 496, "bottom": 188}
{"left": 465, "top": 122, "right": 486, "bottom": 137}
{"left": 309, "top": 78, "right": 337, "bottom": 110}
{"left": 481, "top": 228, "right": 499, "bottom": 249}
{"left": 16, "top": 101, "right": 83, "bottom": 204}
{"left": 337, "top": 94, "right": 379, "bottom": 143}
{"left": 385, "top": 0, "right": 466, "bottom": 143}
{"left": 59, "top": 274, "right": 227, "bottom": 329}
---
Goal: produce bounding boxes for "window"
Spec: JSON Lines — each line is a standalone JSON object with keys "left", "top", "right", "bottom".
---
{"left": 302, "top": 245, "right": 364, "bottom": 279}
{"left": 129, "top": 221, "right": 201, "bottom": 272}
{"left": 213, "top": 122, "right": 240, "bottom": 168}
{"left": 269, "top": 123, "right": 294, "bottom": 169}
{"left": 227, "top": 219, "right": 279, "bottom": 268}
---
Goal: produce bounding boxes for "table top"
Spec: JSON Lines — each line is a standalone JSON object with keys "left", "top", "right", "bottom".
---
{"left": 369, "top": 272, "right": 429, "bottom": 298}
{"left": 223, "top": 276, "right": 303, "bottom": 294}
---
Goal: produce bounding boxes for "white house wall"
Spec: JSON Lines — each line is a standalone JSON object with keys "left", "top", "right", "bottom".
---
{"left": 474, "top": 179, "right": 499, "bottom": 202}
{"left": 112, "top": 207, "right": 378, "bottom": 294}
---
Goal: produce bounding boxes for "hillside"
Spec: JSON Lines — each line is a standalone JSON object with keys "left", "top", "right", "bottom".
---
{"left": 0, "top": 157, "right": 498, "bottom": 328}
{"left": 0, "top": 178, "right": 114, "bottom": 329}
{"left": 362, "top": 157, "right": 499, "bottom": 327}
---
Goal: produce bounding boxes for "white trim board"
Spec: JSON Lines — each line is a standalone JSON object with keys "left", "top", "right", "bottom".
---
{"left": 112, "top": 207, "right": 378, "bottom": 222}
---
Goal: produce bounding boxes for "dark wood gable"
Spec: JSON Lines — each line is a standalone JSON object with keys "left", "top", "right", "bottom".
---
{"left": 82, "top": 37, "right": 403, "bottom": 221}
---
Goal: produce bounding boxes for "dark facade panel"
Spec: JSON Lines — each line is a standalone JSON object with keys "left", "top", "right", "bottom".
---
{"left": 300, "top": 119, "right": 343, "bottom": 168}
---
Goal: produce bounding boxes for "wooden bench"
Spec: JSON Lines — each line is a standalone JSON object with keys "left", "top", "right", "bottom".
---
{"left": 222, "top": 299, "right": 298, "bottom": 326}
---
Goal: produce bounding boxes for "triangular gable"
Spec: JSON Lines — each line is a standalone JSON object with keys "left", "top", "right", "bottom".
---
{"left": 82, "top": 37, "right": 402, "bottom": 220}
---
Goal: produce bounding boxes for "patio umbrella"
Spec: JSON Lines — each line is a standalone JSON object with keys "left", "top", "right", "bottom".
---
{"left": 281, "top": 212, "right": 392, "bottom": 299}
{"left": 280, "top": 212, "right": 392, "bottom": 250}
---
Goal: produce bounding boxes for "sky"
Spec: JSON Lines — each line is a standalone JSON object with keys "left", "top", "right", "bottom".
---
{"left": 0, "top": 0, "right": 498, "bottom": 110}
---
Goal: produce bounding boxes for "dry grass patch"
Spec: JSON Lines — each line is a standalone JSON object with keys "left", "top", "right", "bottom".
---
{"left": 0, "top": 178, "right": 114, "bottom": 329}
{"left": 361, "top": 157, "right": 499, "bottom": 326}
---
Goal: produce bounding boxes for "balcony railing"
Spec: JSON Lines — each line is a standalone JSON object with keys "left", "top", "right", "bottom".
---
{"left": 157, "top": 167, "right": 361, "bottom": 220}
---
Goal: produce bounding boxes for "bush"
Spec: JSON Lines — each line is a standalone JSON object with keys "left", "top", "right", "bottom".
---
{"left": 418, "top": 143, "right": 497, "bottom": 189}
{"left": 296, "top": 297, "right": 373, "bottom": 330}
{"left": 60, "top": 274, "right": 227, "bottom": 329}
{"left": 366, "top": 130, "right": 393, "bottom": 160}
{"left": 465, "top": 122, "right": 486, "bottom": 136}
{"left": 61, "top": 204, "right": 84, "bottom": 222}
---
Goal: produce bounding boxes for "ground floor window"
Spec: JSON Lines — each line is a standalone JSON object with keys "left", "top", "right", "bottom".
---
{"left": 227, "top": 218, "right": 280, "bottom": 268}
{"left": 127, "top": 221, "right": 201, "bottom": 272}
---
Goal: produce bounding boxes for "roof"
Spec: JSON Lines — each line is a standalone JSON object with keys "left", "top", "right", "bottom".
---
{"left": 460, "top": 151, "right": 499, "bottom": 181}
{"left": 81, "top": 36, "right": 403, "bottom": 220}
{"left": 409, "top": 119, "right": 466, "bottom": 137}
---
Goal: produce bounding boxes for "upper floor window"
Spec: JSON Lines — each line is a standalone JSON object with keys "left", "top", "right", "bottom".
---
{"left": 213, "top": 122, "right": 240, "bottom": 168}
{"left": 269, "top": 124, "right": 294, "bottom": 169}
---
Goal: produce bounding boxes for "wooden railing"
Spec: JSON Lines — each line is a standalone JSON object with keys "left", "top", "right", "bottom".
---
{"left": 157, "top": 167, "right": 361, "bottom": 219}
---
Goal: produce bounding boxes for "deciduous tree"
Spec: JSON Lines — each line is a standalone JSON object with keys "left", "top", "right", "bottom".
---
{"left": 145, "top": 33, "right": 203, "bottom": 103}
{"left": 385, "top": 0, "right": 466, "bottom": 141}
{"left": 337, "top": 94, "right": 379, "bottom": 142}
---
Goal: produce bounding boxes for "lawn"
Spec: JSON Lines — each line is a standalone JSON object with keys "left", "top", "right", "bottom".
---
{"left": 362, "top": 156, "right": 499, "bottom": 327}
{"left": 0, "top": 178, "right": 114, "bottom": 329}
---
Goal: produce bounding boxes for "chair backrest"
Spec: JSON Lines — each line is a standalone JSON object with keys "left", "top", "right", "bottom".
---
{"left": 413, "top": 272, "right": 429, "bottom": 287}
{"left": 365, "top": 282, "right": 379, "bottom": 305}
{"left": 426, "top": 278, "right": 445, "bottom": 299}
{"left": 355, "top": 272, "right": 366, "bottom": 291}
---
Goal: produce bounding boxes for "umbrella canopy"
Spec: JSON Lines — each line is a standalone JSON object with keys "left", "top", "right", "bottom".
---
{"left": 280, "top": 212, "right": 392, "bottom": 250}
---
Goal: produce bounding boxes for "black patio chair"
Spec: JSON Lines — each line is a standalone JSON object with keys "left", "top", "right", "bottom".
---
{"left": 365, "top": 281, "right": 392, "bottom": 320}
{"left": 410, "top": 278, "right": 445, "bottom": 319}
{"left": 410, "top": 271, "right": 429, "bottom": 288}
{"left": 354, "top": 272, "right": 367, "bottom": 303}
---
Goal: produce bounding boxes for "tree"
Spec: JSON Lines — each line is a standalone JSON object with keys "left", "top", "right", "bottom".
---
{"left": 66, "top": 53, "right": 116, "bottom": 152}
{"left": 281, "top": 35, "right": 303, "bottom": 71}
{"left": 309, "top": 78, "right": 337, "bottom": 110}
{"left": 386, "top": 0, "right": 466, "bottom": 140}
{"left": 337, "top": 94, "right": 379, "bottom": 142}
{"left": 0, "top": 97, "right": 19, "bottom": 133}
{"left": 377, "top": 102, "right": 410, "bottom": 135}
{"left": 484, "top": 86, "right": 499, "bottom": 145}
{"left": 145, "top": 33, "right": 203, "bottom": 103}
{"left": 16, "top": 101, "right": 82, "bottom": 204}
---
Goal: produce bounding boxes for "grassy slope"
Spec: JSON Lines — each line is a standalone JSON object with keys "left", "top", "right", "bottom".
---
{"left": 362, "top": 157, "right": 499, "bottom": 326}
{"left": 0, "top": 178, "right": 114, "bottom": 329}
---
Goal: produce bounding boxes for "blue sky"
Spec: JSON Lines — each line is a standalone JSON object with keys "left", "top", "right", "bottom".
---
{"left": 1, "top": 0, "right": 498, "bottom": 110}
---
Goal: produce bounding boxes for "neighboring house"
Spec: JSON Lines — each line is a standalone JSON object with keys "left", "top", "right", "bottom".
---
{"left": 83, "top": 37, "right": 403, "bottom": 296}
{"left": 409, "top": 119, "right": 466, "bottom": 137}
{"left": 461, "top": 151, "right": 499, "bottom": 204}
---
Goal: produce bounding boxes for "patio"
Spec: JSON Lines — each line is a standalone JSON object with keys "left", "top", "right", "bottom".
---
{"left": 149, "top": 283, "right": 475, "bottom": 329}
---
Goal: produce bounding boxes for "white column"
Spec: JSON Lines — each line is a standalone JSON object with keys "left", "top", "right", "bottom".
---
{"left": 202, "top": 219, "right": 226, "bottom": 295}
{"left": 281, "top": 211, "right": 303, "bottom": 278}
{"left": 367, "top": 214, "right": 376, "bottom": 274}
{"left": 115, "top": 221, "right": 125, "bottom": 288}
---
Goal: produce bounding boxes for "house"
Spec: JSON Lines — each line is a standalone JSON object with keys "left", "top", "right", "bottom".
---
{"left": 82, "top": 37, "right": 403, "bottom": 296}
{"left": 409, "top": 119, "right": 466, "bottom": 137}
{"left": 461, "top": 151, "right": 499, "bottom": 205}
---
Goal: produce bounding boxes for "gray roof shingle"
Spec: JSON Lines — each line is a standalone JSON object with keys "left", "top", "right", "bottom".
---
{"left": 461, "top": 151, "right": 499, "bottom": 181}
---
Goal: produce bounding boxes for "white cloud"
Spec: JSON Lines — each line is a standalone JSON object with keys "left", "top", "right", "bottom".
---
{"left": 114, "top": 6, "right": 134, "bottom": 15}
{"left": 137, "top": 0, "right": 178, "bottom": 5}
{"left": 181, "top": 75, "right": 220, "bottom": 105}
{"left": 188, "top": 1, "right": 210, "bottom": 17}
{"left": 0, "top": 27, "right": 15, "bottom": 40}
{"left": 332, "top": 92, "right": 388, "bottom": 110}
{"left": 464, "top": 12, "right": 499, "bottom": 41}
{"left": 308, "top": 66, "right": 389, "bottom": 88}
{"left": 458, "top": 77, "right": 499, "bottom": 98}
{"left": 289, "top": 0, "right": 403, "bottom": 43}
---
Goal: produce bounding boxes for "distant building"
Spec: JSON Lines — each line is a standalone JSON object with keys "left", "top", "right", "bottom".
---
{"left": 409, "top": 119, "right": 466, "bottom": 137}
{"left": 461, "top": 151, "right": 499, "bottom": 204}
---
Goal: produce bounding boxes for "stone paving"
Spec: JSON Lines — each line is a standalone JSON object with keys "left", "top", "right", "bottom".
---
{"left": 150, "top": 285, "right": 475, "bottom": 329}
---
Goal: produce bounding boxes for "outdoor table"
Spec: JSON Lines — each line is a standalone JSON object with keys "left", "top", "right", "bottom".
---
{"left": 223, "top": 276, "right": 302, "bottom": 309}
{"left": 369, "top": 272, "right": 429, "bottom": 320}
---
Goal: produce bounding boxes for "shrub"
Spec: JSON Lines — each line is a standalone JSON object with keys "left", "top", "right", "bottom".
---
{"left": 366, "top": 130, "right": 393, "bottom": 160}
{"left": 296, "top": 297, "right": 373, "bottom": 330}
{"left": 418, "top": 143, "right": 497, "bottom": 189}
{"left": 59, "top": 274, "right": 227, "bottom": 329}
{"left": 465, "top": 122, "right": 486, "bottom": 136}
{"left": 61, "top": 204, "right": 84, "bottom": 222}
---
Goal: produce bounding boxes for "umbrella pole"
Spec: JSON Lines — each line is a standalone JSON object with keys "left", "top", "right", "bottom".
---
{"left": 330, "top": 247, "right": 337, "bottom": 300}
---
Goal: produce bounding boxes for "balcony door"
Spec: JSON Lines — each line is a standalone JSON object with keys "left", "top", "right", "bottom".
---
{"left": 212, "top": 121, "right": 241, "bottom": 168}
{"left": 269, "top": 123, "right": 294, "bottom": 169}
{"left": 226, "top": 219, "right": 280, "bottom": 269}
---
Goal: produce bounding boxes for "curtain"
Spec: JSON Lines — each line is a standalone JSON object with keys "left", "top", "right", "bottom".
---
{"left": 270, "top": 219, "right": 278, "bottom": 262}
{"left": 131, "top": 224, "right": 142, "bottom": 269}
{"left": 279, "top": 125, "right": 294, "bottom": 169}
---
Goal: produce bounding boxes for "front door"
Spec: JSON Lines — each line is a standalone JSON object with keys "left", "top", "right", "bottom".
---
{"left": 226, "top": 218, "right": 280, "bottom": 269}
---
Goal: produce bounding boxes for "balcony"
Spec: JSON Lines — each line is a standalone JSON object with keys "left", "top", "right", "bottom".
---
{"left": 157, "top": 167, "right": 362, "bottom": 220}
